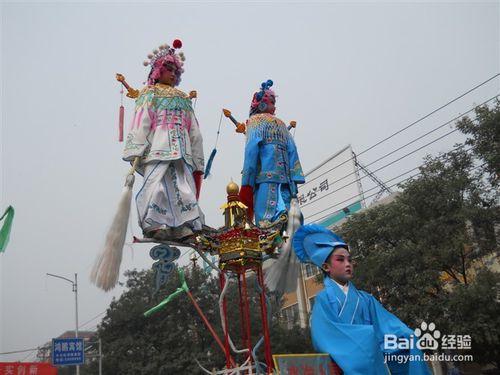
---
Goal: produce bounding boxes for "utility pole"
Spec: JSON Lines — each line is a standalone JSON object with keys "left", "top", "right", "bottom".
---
{"left": 98, "top": 338, "right": 102, "bottom": 375}
{"left": 47, "top": 272, "right": 80, "bottom": 375}
{"left": 352, "top": 151, "right": 392, "bottom": 205}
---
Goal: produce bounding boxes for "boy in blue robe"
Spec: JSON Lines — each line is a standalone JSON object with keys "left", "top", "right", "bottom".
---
{"left": 293, "top": 224, "right": 432, "bottom": 375}
{"left": 239, "top": 80, "right": 305, "bottom": 227}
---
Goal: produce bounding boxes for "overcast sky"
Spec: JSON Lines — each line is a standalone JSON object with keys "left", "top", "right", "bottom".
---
{"left": 1, "top": 0, "right": 499, "bottom": 361}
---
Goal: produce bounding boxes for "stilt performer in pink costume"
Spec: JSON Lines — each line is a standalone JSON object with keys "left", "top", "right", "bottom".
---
{"left": 91, "top": 39, "right": 205, "bottom": 291}
{"left": 123, "top": 39, "right": 205, "bottom": 241}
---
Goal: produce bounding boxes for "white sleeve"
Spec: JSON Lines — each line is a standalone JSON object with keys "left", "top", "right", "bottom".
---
{"left": 123, "top": 92, "right": 155, "bottom": 161}
{"left": 189, "top": 112, "right": 205, "bottom": 172}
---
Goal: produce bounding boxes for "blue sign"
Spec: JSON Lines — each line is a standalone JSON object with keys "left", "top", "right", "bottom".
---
{"left": 52, "top": 338, "right": 85, "bottom": 366}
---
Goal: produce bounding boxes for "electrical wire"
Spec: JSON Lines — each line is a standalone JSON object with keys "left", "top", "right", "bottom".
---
{"left": 300, "top": 84, "right": 499, "bottom": 188}
{"left": 301, "top": 126, "right": 465, "bottom": 209}
{"left": 308, "top": 153, "right": 481, "bottom": 223}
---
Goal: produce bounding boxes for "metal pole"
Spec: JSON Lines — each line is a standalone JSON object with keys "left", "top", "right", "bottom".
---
{"left": 185, "top": 289, "right": 234, "bottom": 365}
{"left": 46, "top": 273, "right": 81, "bottom": 375}
{"left": 237, "top": 274, "right": 247, "bottom": 347}
{"left": 256, "top": 267, "right": 273, "bottom": 373}
{"left": 74, "top": 273, "right": 80, "bottom": 375}
{"left": 296, "top": 264, "right": 309, "bottom": 328}
{"left": 241, "top": 269, "right": 253, "bottom": 360}
{"left": 219, "top": 273, "right": 232, "bottom": 370}
{"left": 98, "top": 338, "right": 102, "bottom": 375}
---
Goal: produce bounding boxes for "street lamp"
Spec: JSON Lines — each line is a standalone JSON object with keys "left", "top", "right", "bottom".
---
{"left": 46, "top": 272, "right": 80, "bottom": 375}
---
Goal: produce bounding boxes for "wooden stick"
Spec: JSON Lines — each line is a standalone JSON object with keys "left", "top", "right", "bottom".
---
{"left": 116, "top": 73, "right": 140, "bottom": 99}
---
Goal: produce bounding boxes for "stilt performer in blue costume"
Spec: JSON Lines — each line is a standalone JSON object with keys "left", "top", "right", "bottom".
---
{"left": 293, "top": 224, "right": 432, "bottom": 375}
{"left": 239, "top": 80, "right": 305, "bottom": 227}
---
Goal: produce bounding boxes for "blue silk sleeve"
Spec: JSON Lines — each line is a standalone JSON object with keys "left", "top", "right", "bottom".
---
{"left": 311, "top": 291, "right": 389, "bottom": 375}
{"left": 287, "top": 136, "right": 305, "bottom": 187}
{"left": 365, "top": 294, "right": 431, "bottom": 375}
{"left": 241, "top": 134, "right": 262, "bottom": 187}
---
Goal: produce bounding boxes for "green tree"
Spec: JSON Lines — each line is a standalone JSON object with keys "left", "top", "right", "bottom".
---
{"left": 84, "top": 266, "right": 311, "bottom": 374}
{"left": 339, "top": 103, "right": 500, "bottom": 369}
{"left": 456, "top": 100, "right": 500, "bottom": 186}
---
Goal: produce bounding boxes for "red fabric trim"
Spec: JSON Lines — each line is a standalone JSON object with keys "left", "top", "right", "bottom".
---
{"left": 239, "top": 185, "right": 254, "bottom": 221}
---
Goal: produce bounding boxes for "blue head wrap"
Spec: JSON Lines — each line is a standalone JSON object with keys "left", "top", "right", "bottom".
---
{"left": 250, "top": 79, "right": 274, "bottom": 116}
{"left": 292, "top": 224, "right": 348, "bottom": 267}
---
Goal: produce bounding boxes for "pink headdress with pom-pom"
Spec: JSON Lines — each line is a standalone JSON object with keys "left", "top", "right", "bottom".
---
{"left": 143, "top": 39, "right": 186, "bottom": 86}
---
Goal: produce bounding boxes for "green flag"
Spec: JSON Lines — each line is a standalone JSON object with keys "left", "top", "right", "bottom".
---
{"left": 0, "top": 206, "right": 14, "bottom": 253}
{"left": 144, "top": 268, "right": 189, "bottom": 317}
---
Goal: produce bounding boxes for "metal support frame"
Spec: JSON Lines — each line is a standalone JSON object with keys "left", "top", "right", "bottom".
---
{"left": 352, "top": 151, "right": 392, "bottom": 204}
{"left": 256, "top": 267, "right": 273, "bottom": 373}
{"left": 219, "top": 265, "right": 274, "bottom": 374}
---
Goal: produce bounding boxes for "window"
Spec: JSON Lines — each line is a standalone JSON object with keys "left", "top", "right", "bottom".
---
{"left": 281, "top": 303, "right": 299, "bottom": 329}
{"left": 304, "top": 263, "right": 320, "bottom": 278}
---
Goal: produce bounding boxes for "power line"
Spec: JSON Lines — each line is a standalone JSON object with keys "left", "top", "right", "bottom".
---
{"left": 301, "top": 126, "right": 463, "bottom": 209}
{"left": 79, "top": 311, "right": 106, "bottom": 330}
{"left": 21, "top": 350, "right": 37, "bottom": 362}
{"left": 83, "top": 325, "right": 99, "bottom": 333}
{"left": 305, "top": 144, "right": 470, "bottom": 220}
{"left": 300, "top": 88, "right": 499, "bottom": 207}
{"left": 310, "top": 173, "right": 421, "bottom": 223}
{"left": 301, "top": 76, "right": 500, "bottom": 188}
{"left": 0, "top": 311, "right": 107, "bottom": 359}
{"left": 307, "top": 148, "right": 478, "bottom": 223}
{"left": 356, "top": 74, "right": 499, "bottom": 157}
{"left": 305, "top": 165, "right": 421, "bottom": 221}
{"left": 0, "top": 348, "right": 42, "bottom": 355}
{"left": 355, "top": 96, "right": 497, "bottom": 171}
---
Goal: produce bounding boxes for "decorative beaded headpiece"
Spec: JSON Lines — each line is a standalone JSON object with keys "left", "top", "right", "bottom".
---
{"left": 143, "top": 39, "right": 186, "bottom": 86}
{"left": 250, "top": 79, "right": 276, "bottom": 116}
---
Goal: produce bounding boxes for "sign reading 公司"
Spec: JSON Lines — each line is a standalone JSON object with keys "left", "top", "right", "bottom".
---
{"left": 0, "top": 362, "right": 58, "bottom": 375}
{"left": 51, "top": 338, "right": 84, "bottom": 366}
{"left": 298, "top": 145, "right": 364, "bottom": 226}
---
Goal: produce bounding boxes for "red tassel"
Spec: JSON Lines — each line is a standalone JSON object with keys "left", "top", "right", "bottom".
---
{"left": 118, "top": 105, "right": 124, "bottom": 142}
{"left": 193, "top": 171, "right": 203, "bottom": 200}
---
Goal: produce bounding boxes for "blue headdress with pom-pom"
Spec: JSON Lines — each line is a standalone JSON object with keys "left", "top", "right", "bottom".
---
{"left": 292, "top": 224, "right": 348, "bottom": 267}
{"left": 250, "top": 79, "right": 275, "bottom": 116}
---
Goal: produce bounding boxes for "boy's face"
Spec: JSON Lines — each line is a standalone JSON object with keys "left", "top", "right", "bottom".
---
{"left": 322, "top": 247, "right": 353, "bottom": 284}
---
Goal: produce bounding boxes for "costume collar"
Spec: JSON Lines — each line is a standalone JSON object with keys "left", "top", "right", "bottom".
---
{"left": 325, "top": 277, "right": 360, "bottom": 324}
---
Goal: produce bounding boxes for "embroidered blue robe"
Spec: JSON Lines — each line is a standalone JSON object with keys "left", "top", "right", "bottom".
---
{"left": 241, "top": 113, "right": 305, "bottom": 225}
{"left": 311, "top": 278, "right": 431, "bottom": 375}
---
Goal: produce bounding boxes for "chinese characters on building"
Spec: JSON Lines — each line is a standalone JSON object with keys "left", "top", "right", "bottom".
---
{"left": 298, "top": 179, "right": 329, "bottom": 205}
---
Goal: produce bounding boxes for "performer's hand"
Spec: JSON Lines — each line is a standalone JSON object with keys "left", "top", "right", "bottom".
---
{"left": 239, "top": 185, "right": 254, "bottom": 222}
{"left": 193, "top": 171, "right": 203, "bottom": 200}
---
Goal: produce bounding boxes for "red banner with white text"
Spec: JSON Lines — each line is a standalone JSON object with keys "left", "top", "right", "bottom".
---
{"left": 0, "top": 362, "right": 57, "bottom": 375}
